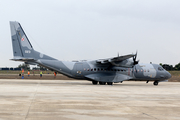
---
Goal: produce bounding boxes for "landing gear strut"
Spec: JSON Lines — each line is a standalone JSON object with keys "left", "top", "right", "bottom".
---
{"left": 153, "top": 81, "right": 159, "bottom": 86}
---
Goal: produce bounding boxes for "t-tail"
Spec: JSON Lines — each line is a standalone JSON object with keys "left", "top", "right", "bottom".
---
{"left": 10, "top": 21, "right": 56, "bottom": 62}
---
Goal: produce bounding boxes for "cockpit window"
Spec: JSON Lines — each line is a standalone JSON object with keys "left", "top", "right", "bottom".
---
{"left": 158, "top": 67, "right": 164, "bottom": 71}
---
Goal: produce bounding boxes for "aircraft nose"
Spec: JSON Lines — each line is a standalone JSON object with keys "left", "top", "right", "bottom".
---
{"left": 166, "top": 71, "right": 171, "bottom": 79}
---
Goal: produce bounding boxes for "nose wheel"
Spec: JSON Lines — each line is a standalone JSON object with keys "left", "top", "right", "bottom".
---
{"left": 153, "top": 81, "right": 159, "bottom": 86}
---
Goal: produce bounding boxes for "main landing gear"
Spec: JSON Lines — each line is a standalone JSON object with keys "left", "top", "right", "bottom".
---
{"left": 107, "top": 82, "right": 113, "bottom": 85}
{"left": 92, "top": 81, "right": 98, "bottom": 85}
{"left": 99, "top": 82, "right": 106, "bottom": 85}
{"left": 92, "top": 81, "right": 113, "bottom": 85}
{"left": 153, "top": 81, "right": 159, "bottom": 86}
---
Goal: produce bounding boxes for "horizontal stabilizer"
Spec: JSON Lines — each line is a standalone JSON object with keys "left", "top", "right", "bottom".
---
{"left": 10, "top": 57, "right": 35, "bottom": 62}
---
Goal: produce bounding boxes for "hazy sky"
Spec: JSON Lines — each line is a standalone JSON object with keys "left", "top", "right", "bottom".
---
{"left": 1, "top": 0, "right": 180, "bottom": 67}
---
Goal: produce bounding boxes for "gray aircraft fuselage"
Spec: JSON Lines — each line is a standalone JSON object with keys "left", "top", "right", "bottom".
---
{"left": 37, "top": 59, "right": 171, "bottom": 82}
{"left": 10, "top": 21, "right": 171, "bottom": 86}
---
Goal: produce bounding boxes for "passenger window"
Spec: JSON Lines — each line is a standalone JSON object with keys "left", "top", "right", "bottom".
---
{"left": 94, "top": 68, "right": 96, "bottom": 71}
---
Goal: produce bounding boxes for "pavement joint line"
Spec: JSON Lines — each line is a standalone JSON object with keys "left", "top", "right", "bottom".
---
{"left": 93, "top": 90, "right": 158, "bottom": 119}
{"left": 123, "top": 103, "right": 159, "bottom": 120}
{"left": 25, "top": 80, "right": 40, "bottom": 120}
{"left": 103, "top": 91, "right": 160, "bottom": 120}
{"left": 142, "top": 112, "right": 159, "bottom": 120}
{"left": 0, "top": 80, "right": 179, "bottom": 119}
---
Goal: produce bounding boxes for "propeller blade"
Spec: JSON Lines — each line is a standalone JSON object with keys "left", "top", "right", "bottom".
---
{"left": 133, "top": 51, "right": 139, "bottom": 65}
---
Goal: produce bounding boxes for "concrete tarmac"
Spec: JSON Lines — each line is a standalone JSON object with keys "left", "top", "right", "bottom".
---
{"left": 0, "top": 80, "right": 179, "bottom": 120}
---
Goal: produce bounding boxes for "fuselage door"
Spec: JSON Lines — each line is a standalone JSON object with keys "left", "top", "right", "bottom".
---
{"left": 127, "top": 68, "right": 133, "bottom": 76}
{"left": 148, "top": 68, "right": 156, "bottom": 78}
{"left": 74, "top": 63, "right": 83, "bottom": 77}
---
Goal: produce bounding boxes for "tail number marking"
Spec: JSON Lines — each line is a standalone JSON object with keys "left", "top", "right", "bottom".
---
{"left": 25, "top": 50, "right": 31, "bottom": 54}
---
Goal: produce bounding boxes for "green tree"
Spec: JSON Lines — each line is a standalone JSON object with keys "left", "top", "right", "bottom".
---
{"left": 33, "top": 65, "right": 48, "bottom": 71}
{"left": 18, "top": 63, "right": 30, "bottom": 70}
{"left": 174, "top": 63, "right": 180, "bottom": 70}
{"left": 160, "top": 63, "right": 174, "bottom": 71}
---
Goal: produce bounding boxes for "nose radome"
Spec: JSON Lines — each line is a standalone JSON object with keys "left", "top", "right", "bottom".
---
{"left": 167, "top": 72, "right": 171, "bottom": 79}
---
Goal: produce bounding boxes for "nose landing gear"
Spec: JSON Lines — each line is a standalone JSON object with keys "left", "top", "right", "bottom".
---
{"left": 153, "top": 81, "right": 159, "bottom": 86}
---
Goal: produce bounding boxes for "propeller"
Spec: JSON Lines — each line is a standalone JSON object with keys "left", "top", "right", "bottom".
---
{"left": 133, "top": 51, "right": 139, "bottom": 65}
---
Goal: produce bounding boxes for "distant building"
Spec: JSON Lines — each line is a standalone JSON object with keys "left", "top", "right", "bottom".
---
{"left": 0, "top": 67, "right": 21, "bottom": 71}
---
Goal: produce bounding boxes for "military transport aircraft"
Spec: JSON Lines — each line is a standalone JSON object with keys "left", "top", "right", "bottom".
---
{"left": 10, "top": 21, "right": 171, "bottom": 86}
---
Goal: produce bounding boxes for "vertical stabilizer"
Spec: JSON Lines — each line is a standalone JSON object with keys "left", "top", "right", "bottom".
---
{"left": 10, "top": 21, "right": 56, "bottom": 61}
{"left": 10, "top": 21, "right": 34, "bottom": 59}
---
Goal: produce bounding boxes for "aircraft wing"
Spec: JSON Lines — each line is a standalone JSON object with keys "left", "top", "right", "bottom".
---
{"left": 96, "top": 54, "right": 135, "bottom": 64}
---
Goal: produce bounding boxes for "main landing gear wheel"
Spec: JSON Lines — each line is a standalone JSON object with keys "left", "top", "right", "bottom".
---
{"left": 92, "top": 81, "right": 98, "bottom": 85}
{"left": 107, "top": 82, "right": 113, "bottom": 85}
{"left": 153, "top": 81, "right": 159, "bottom": 86}
{"left": 99, "top": 82, "right": 106, "bottom": 85}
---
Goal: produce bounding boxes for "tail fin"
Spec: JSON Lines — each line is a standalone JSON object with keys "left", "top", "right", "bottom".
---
{"left": 10, "top": 21, "right": 55, "bottom": 61}
{"left": 10, "top": 21, "right": 34, "bottom": 59}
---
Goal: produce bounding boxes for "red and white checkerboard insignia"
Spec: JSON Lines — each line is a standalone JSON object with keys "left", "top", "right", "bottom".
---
{"left": 21, "top": 37, "right": 24, "bottom": 41}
